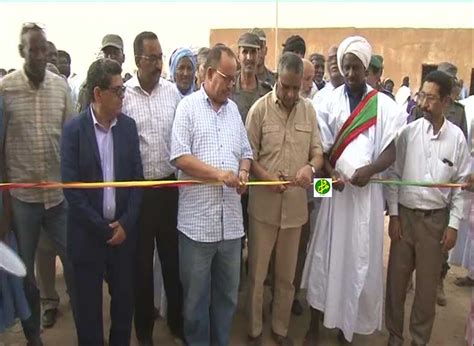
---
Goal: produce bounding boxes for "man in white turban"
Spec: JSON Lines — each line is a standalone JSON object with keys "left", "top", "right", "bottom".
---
{"left": 301, "top": 36, "right": 406, "bottom": 344}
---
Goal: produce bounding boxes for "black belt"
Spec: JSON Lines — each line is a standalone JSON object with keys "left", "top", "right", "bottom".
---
{"left": 399, "top": 204, "right": 447, "bottom": 216}
{"left": 149, "top": 173, "right": 176, "bottom": 180}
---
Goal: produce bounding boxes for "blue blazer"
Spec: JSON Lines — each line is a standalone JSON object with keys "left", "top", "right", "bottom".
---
{"left": 61, "top": 107, "right": 144, "bottom": 263}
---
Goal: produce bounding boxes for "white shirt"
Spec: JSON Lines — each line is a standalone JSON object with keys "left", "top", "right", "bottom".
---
{"left": 388, "top": 117, "right": 470, "bottom": 230}
{"left": 123, "top": 76, "right": 182, "bottom": 179}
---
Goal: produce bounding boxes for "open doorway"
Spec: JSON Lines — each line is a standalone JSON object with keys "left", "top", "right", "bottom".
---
{"left": 421, "top": 64, "right": 438, "bottom": 83}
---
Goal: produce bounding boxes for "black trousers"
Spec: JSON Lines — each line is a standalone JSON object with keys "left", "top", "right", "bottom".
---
{"left": 134, "top": 181, "right": 184, "bottom": 340}
{"left": 73, "top": 244, "right": 134, "bottom": 346}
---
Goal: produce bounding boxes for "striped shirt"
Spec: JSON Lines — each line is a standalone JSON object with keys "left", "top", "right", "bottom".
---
{"left": 170, "top": 87, "right": 254, "bottom": 242}
{"left": 0, "top": 69, "right": 73, "bottom": 208}
{"left": 123, "top": 76, "right": 181, "bottom": 179}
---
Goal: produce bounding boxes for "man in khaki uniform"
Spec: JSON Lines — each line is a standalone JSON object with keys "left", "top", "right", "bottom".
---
{"left": 245, "top": 52, "right": 323, "bottom": 346}
{"left": 231, "top": 32, "right": 272, "bottom": 124}
{"left": 248, "top": 28, "right": 275, "bottom": 88}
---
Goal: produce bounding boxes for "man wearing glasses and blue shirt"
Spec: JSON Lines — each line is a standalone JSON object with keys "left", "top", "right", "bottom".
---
{"left": 170, "top": 45, "right": 253, "bottom": 346}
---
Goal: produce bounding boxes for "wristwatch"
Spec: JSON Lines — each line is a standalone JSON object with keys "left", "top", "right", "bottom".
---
{"left": 308, "top": 163, "right": 316, "bottom": 176}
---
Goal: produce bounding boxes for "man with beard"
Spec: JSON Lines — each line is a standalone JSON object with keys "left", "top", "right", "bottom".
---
{"left": 122, "top": 31, "right": 184, "bottom": 345}
{"left": 301, "top": 36, "right": 405, "bottom": 344}
{"left": 75, "top": 34, "right": 126, "bottom": 113}
{"left": 385, "top": 70, "right": 470, "bottom": 346}
{"left": 248, "top": 28, "right": 275, "bottom": 87}
{"left": 232, "top": 32, "right": 272, "bottom": 124}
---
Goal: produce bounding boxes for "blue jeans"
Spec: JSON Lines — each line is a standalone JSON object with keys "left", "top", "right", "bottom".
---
{"left": 179, "top": 233, "right": 241, "bottom": 346}
{"left": 11, "top": 198, "right": 76, "bottom": 341}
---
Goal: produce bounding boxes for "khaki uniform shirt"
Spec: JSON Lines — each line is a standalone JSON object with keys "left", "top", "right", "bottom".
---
{"left": 257, "top": 66, "right": 276, "bottom": 88}
{"left": 231, "top": 72, "right": 272, "bottom": 124}
{"left": 245, "top": 89, "right": 323, "bottom": 228}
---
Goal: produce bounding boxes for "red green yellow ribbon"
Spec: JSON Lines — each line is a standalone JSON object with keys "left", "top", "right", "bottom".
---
{"left": 0, "top": 179, "right": 467, "bottom": 190}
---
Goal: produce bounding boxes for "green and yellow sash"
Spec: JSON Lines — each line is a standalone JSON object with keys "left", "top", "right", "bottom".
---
{"left": 329, "top": 89, "right": 378, "bottom": 166}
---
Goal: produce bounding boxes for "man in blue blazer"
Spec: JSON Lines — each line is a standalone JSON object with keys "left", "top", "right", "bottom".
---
{"left": 61, "top": 58, "right": 143, "bottom": 346}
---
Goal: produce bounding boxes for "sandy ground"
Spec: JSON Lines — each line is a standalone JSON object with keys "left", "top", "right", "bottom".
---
{"left": 1, "top": 220, "right": 471, "bottom": 346}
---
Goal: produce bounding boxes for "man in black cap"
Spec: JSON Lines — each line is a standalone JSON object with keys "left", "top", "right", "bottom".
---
{"left": 309, "top": 53, "right": 325, "bottom": 91}
{"left": 248, "top": 28, "right": 276, "bottom": 87}
{"left": 282, "top": 35, "right": 306, "bottom": 58}
{"left": 75, "top": 34, "right": 126, "bottom": 113}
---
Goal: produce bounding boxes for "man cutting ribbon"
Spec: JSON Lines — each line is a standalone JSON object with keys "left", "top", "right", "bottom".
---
{"left": 301, "top": 35, "right": 406, "bottom": 344}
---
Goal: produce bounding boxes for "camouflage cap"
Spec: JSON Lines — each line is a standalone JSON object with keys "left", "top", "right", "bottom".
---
{"left": 248, "top": 28, "right": 266, "bottom": 42}
{"left": 437, "top": 62, "right": 458, "bottom": 79}
{"left": 238, "top": 32, "right": 260, "bottom": 49}
{"left": 101, "top": 34, "right": 123, "bottom": 51}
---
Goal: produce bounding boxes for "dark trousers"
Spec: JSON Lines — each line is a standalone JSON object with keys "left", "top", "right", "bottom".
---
{"left": 134, "top": 183, "right": 183, "bottom": 340}
{"left": 73, "top": 244, "right": 134, "bottom": 346}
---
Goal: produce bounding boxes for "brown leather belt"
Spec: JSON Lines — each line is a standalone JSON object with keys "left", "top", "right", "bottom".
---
{"left": 400, "top": 204, "right": 447, "bottom": 216}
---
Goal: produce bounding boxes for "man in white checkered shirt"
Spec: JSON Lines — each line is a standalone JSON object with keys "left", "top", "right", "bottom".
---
{"left": 170, "top": 45, "right": 253, "bottom": 346}
{"left": 121, "top": 31, "right": 184, "bottom": 344}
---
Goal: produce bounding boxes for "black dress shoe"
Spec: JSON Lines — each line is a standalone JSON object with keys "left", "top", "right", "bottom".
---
{"left": 42, "top": 308, "right": 58, "bottom": 328}
{"left": 138, "top": 337, "right": 154, "bottom": 346}
{"left": 247, "top": 333, "right": 263, "bottom": 346}
{"left": 26, "top": 337, "right": 44, "bottom": 346}
{"left": 291, "top": 299, "right": 303, "bottom": 316}
{"left": 271, "top": 330, "right": 294, "bottom": 346}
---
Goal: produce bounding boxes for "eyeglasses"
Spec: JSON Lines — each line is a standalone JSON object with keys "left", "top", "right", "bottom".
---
{"left": 136, "top": 54, "right": 163, "bottom": 64}
{"left": 105, "top": 85, "right": 126, "bottom": 97}
{"left": 22, "top": 22, "right": 46, "bottom": 30}
{"left": 418, "top": 92, "right": 440, "bottom": 103}
{"left": 215, "top": 69, "right": 236, "bottom": 85}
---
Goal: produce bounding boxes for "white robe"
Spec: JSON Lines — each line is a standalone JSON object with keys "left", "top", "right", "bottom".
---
{"left": 302, "top": 84, "right": 405, "bottom": 341}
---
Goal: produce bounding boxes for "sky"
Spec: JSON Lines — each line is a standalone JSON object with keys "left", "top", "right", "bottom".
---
{"left": 0, "top": 1, "right": 472, "bottom": 76}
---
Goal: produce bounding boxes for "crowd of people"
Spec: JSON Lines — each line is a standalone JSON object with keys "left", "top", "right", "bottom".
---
{"left": 0, "top": 22, "right": 472, "bottom": 346}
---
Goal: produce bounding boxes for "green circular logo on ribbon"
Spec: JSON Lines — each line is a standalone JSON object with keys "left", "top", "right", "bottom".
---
{"left": 315, "top": 179, "right": 331, "bottom": 195}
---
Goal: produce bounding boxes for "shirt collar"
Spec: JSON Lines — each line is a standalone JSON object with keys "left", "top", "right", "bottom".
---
{"left": 271, "top": 86, "right": 301, "bottom": 107}
{"left": 21, "top": 67, "right": 50, "bottom": 90}
{"left": 126, "top": 74, "right": 161, "bottom": 94}
{"left": 199, "top": 85, "right": 229, "bottom": 107}
{"left": 344, "top": 83, "right": 369, "bottom": 98}
{"left": 423, "top": 117, "right": 446, "bottom": 140}
{"left": 90, "top": 105, "right": 117, "bottom": 131}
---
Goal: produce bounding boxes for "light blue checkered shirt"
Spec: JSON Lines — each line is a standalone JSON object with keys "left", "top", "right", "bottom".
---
{"left": 170, "top": 88, "right": 253, "bottom": 242}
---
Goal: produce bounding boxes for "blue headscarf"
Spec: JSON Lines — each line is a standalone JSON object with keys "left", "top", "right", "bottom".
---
{"left": 169, "top": 48, "right": 196, "bottom": 96}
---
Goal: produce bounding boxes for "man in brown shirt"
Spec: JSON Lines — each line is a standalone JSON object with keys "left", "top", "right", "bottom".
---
{"left": 245, "top": 52, "right": 323, "bottom": 346}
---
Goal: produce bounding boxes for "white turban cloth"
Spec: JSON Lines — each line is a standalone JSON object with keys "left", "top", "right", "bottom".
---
{"left": 336, "top": 36, "right": 372, "bottom": 75}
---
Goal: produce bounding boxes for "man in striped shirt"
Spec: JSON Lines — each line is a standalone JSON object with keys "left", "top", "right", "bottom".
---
{"left": 122, "top": 31, "right": 184, "bottom": 345}
{"left": 0, "top": 23, "right": 75, "bottom": 346}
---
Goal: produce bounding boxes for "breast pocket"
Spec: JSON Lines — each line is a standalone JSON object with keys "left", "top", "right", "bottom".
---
{"left": 295, "top": 123, "right": 312, "bottom": 148}
{"left": 261, "top": 124, "right": 281, "bottom": 149}
{"left": 435, "top": 158, "right": 456, "bottom": 183}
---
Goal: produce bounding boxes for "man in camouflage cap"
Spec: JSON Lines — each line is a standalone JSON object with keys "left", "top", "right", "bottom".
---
{"left": 249, "top": 27, "right": 276, "bottom": 87}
